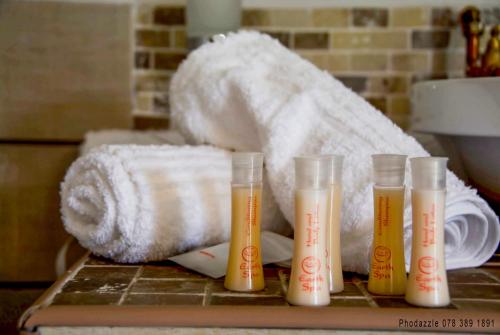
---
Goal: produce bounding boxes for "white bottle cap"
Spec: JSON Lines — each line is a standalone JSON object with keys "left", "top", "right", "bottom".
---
{"left": 410, "top": 157, "right": 448, "bottom": 190}
{"left": 324, "top": 155, "right": 344, "bottom": 184}
{"left": 232, "top": 152, "right": 263, "bottom": 184}
{"left": 294, "top": 156, "right": 330, "bottom": 189}
{"left": 372, "top": 154, "right": 407, "bottom": 187}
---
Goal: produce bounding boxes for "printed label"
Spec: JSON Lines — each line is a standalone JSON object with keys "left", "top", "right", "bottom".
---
{"left": 416, "top": 256, "right": 441, "bottom": 292}
{"left": 299, "top": 202, "right": 324, "bottom": 292}
{"left": 239, "top": 194, "right": 261, "bottom": 279}
{"left": 299, "top": 256, "right": 324, "bottom": 292}
{"left": 422, "top": 204, "right": 436, "bottom": 247}
{"left": 371, "top": 245, "right": 393, "bottom": 280}
{"left": 376, "top": 195, "right": 390, "bottom": 235}
{"left": 305, "top": 204, "right": 320, "bottom": 247}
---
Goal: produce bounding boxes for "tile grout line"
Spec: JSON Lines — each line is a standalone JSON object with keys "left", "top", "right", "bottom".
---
{"left": 202, "top": 280, "right": 213, "bottom": 306}
{"left": 477, "top": 269, "right": 500, "bottom": 284}
{"left": 352, "top": 276, "right": 379, "bottom": 307}
{"left": 117, "top": 266, "right": 144, "bottom": 306}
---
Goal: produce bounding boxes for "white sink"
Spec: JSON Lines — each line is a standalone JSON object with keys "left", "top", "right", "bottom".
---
{"left": 411, "top": 77, "right": 500, "bottom": 208}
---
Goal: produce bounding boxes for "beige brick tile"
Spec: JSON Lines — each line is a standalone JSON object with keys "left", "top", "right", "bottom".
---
{"left": 388, "top": 113, "right": 410, "bottom": 130}
{"left": 294, "top": 32, "right": 329, "bottom": 49}
{"left": 174, "top": 29, "right": 186, "bottom": 49}
{"left": 312, "top": 9, "right": 349, "bottom": 27}
{"left": 136, "top": 29, "right": 170, "bottom": 47}
{"left": 242, "top": 9, "right": 271, "bottom": 26}
{"left": 331, "top": 31, "right": 408, "bottom": 49}
{"left": 391, "top": 53, "right": 429, "bottom": 71}
{"left": 432, "top": 51, "right": 465, "bottom": 73}
{"left": 351, "top": 53, "right": 388, "bottom": 71}
{"left": 136, "top": 4, "right": 152, "bottom": 24}
{"left": 270, "top": 9, "right": 311, "bottom": 27}
{"left": 366, "top": 96, "right": 387, "bottom": 113}
{"left": 367, "top": 76, "right": 408, "bottom": 94}
{"left": 136, "top": 93, "right": 153, "bottom": 111}
{"left": 391, "top": 7, "right": 429, "bottom": 27}
{"left": 390, "top": 96, "right": 411, "bottom": 115}
{"left": 301, "top": 53, "right": 350, "bottom": 72}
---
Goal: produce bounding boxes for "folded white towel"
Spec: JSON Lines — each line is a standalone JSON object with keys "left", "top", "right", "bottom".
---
{"left": 170, "top": 31, "right": 499, "bottom": 274}
{"left": 61, "top": 144, "right": 289, "bottom": 263}
{"left": 80, "top": 129, "right": 186, "bottom": 155}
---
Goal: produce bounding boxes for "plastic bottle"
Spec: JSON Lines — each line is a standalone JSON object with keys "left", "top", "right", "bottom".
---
{"left": 368, "top": 154, "right": 407, "bottom": 295}
{"left": 287, "top": 156, "right": 331, "bottom": 306}
{"left": 225, "top": 152, "right": 265, "bottom": 292}
{"left": 325, "top": 155, "right": 344, "bottom": 293}
{"left": 406, "top": 157, "right": 450, "bottom": 307}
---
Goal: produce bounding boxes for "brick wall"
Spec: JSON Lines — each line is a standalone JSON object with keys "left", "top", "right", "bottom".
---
{"left": 133, "top": 3, "right": 499, "bottom": 130}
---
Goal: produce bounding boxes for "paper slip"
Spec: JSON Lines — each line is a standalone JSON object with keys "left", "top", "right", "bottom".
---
{"left": 169, "top": 231, "right": 293, "bottom": 278}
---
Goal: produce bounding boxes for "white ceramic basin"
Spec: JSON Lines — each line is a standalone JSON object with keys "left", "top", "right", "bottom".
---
{"left": 411, "top": 77, "right": 500, "bottom": 205}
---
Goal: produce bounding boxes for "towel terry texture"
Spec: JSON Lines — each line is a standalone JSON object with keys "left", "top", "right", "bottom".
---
{"left": 61, "top": 143, "right": 289, "bottom": 263}
{"left": 170, "top": 31, "right": 500, "bottom": 274}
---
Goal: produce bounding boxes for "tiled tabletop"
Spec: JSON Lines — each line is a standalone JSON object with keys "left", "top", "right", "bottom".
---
{"left": 19, "top": 253, "right": 500, "bottom": 333}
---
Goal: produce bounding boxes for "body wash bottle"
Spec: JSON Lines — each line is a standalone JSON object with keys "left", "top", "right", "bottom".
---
{"left": 287, "top": 156, "right": 330, "bottom": 306}
{"left": 368, "top": 154, "right": 407, "bottom": 296}
{"left": 326, "top": 155, "right": 344, "bottom": 293}
{"left": 406, "top": 157, "right": 450, "bottom": 307}
{"left": 225, "top": 152, "right": 265, "bottom": 292}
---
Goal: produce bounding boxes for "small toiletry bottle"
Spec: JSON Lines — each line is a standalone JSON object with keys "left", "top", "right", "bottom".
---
{"left": 325, "top": 155, "right": 344, "bottom": 293}
{"left": 225, "top": 152, "right": 265, "bottom": 292}
{"left": 406, "top": 157, "right": 450, "bottom": 307}
{"left": 368, "top": 154, "right": 407, "bottom": 296}
{"left": 287, "top": 156, "right": 331, "bottom": 306}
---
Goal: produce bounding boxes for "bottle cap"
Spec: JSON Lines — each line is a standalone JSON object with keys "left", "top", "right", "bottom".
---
{"left": 324, "top": 155, "right": 344, "bottom": 184}
{"left": 294, "top": 156, "right": 330, "bottom": 189}
{"left": 410, "top": 157, "right": 448, "bottom": 190}
{"left": 232, "top": 152, "right": 263, "bottom": 184}
{"left": 372, "top": 154, "right": 407, "bottom": 187}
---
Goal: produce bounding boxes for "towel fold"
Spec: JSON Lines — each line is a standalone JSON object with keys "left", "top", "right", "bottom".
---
{"left": 170, "top": 31, "right": 499, "bottom": 274}
{"left": 80, "top": 129, "right": 186, "bottom": 155}
{"left": 61, "top": 144, "right": 289, "bottom": 263}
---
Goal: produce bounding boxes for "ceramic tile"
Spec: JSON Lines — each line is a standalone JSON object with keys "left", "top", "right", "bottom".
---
{"left": 131, "top": 280, "right": 207, "bottom": 294}
{"left": 153, "top": 7, "right": 185, "bottom": 25}
{"left": 211, "top": 280, "right": 283, "bottom": 296}
{"left": 124, "top": 293, "right": 203, "bottom": 305}
{"left": 52, "top": 292, "right": 121, "bottom": 305}
{"left": 141, "top": 265, "right": 205, "bottom": 279}
{"left": 447, "top": 268, "right": 499, "bottom": 284}
{"left": 449, "top": 284, "right": 500, "bottom": 299}
{"left": 352, "top": 9, "right": 388, "bottom": 27}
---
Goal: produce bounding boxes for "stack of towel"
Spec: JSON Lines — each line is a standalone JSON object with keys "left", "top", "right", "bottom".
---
{"left": 61, "top": 31, "right": 499, "bottom": 273}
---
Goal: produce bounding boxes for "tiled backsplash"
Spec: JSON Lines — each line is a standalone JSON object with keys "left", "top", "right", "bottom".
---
{"left": 133, "top": 3, "right": 499, "bottom": 129}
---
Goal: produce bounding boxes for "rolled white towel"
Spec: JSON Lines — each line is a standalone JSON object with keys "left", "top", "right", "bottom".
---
{"left": 170, "top": 31, "right": 499, "bottom": 274}
{"left": 61, "top": 144, "right": 289, "bottom": 263}
{"left": 80, "top": 129, "right": 186, "bottom": 155}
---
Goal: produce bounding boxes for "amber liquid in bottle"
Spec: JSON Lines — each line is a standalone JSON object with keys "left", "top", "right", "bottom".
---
{"left": 224, "top": 184, "right": 264, "bottom": 291}
{"left": 367, "top": 186, "right": 407, "bottom": 295}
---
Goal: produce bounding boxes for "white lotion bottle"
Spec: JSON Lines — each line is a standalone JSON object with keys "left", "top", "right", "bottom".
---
{"left": 287, "top": 156, "right": 331, "bottom": 306}
{"left": 325, "top": 155, "right": 344, "bottom": 293}
{"left": 406, "top": 157, "right": 450, "bottom": 307}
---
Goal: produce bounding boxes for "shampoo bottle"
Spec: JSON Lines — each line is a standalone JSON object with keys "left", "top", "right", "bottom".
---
{"left": 368, "top": 154, "right": 407, "bottom": 296}
{"left": 287, "top": 156, "right": 331, "bottom": 306}
{"left": 225, "top": 152, "right": 265, "bottom": 292}
{"left": 325, "top": 155, "right": 344, "bottom": 293}
{"left": 405, "top": 157, "right": 450, "bottom": 307}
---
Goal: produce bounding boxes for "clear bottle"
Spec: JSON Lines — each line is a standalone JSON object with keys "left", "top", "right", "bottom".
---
{"left": 406, "top": 157, "right": 450, "bottom": 307}
{"left": 224, "top": 152, "right": 265, "bottom": 292}
{"left": 368, "top": 154, "right": 407, "bottom": 296}
{"left": 287, "top": 156, "right": 331, "bottom": 306}
{"left": 325, "top": 155, "right": 344, "bottom": 293}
